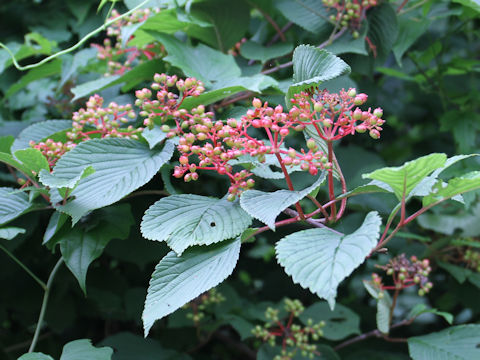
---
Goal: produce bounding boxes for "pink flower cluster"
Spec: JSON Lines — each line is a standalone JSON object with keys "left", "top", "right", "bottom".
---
{"left": 92, "top": 8, "right": 162, "bottom": 75}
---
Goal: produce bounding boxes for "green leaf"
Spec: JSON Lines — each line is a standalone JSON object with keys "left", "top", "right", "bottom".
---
{"left": 60, "top": 205, "right": 134, "bottom": 293}
{"left": 11, "top": 120, "right": 72, "bottom": 153}
{"left": 39, "top": 165, "right": 95, "bottom": 190}
{"left": 408, "top": 325, "right": 480, "bottom": 360}
{"left": 275, "top": 0, "right": 330, "bottom": 34}
{"left": 423, "top": 171, "right": 480, "bottom": 207}
{"left": 0, "top": 187, "right": 31, "bottom": 225}
{"left": 43, "top": 211, "right": 68, "bottom": 245}
{"left": 143, "top": 238, "right": 241, "bottom": 336}
{"left": 276, "top": 211, "right": 381, "bottom": 308}
{"left": 148, "top": 33, "right": 240, "bottom": 85}
{"left": 71, "top": 75, "right": 121, "bottom": 101}
{"left": 393, "top": 12, "right": 431, "bottom": 66}
{"left": 141, "top": 195, "right": 251, "bottom": 255}
{"left": 240, "top": 41, "right": 293, "bottom": 63}
{"left": 452, "top": 0, "right": 480, "bottom": 13}
{"left": 142, "top": 127, "right": 167, "bottom": 149}
{"left": 338, "top": 180, "right": 393, "bottom": 199}
{"left": 47, "top": 139, "right": 174, "bottom": 224}
{"left": 287, "top": 45, "right": 351, "bottom": 104}
{"left": 0, "top": 152, "right": 33, "bottom": 175}
{"left": 18, "top": 353, "right": 54, "bottom": 360}
{"left": 408, "top": 304, "right": 453, "bottom": 324}
{"left": 60, "top": 339, "right": 113, "bottom": 360}
{"left": 186, "top": 0, "right": 250, "bottom": 52}
{"left": 6, "top": 59, "right": 62, "bottom": 97}
{"left": 299, "top": 302, "right": 360, "bottom": 341}
{"left": 326, "top": 25, "right": 368, "bottom": 56}
{"left": 0, "top": 226, "right": 26, "bottom": 240}
{"left": 363, "top": 280, "right": 392, "bottom": 334}
{"left": 258, "top": 344, "right": 339, "bottom": 360}
{"left": 0, "top": 135, "right": 14, "bottom": 153}
{"left": 367, "top": 3, "right": 398, "bottom": 61}
{"left": 139, "top": 8, "right": 194, "bottom": 34}
{"left": 240, "top": 173, "right": 325, "bottom": 230}
{"left": 362, "top": 153, "right": 447, "bottom": 201}
{"left": 13, "top": 148, "right": 49, "bottom": 174}
{"left": 418, "top": 203, "right": 480, "bottom": 237}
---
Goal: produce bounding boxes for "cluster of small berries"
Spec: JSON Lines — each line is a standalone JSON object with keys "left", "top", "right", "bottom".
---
{"left": 183, "top": 288, "right": 225, "bottom": 324}
{"left": 31, "top": 95, "right": 141, "bottom": 169}
{"left": 323, "top": 0, "right": 379, "bottom": 36}
{"left": 92, "top": 8, "right": 162, "bottom": 75}
{"left": 372, "top": 254, "right": 433, "bottom": 296}
{"left": 464, "top": 248, "right": 480, "bottom": 272}
{"left": 252, "top": 299, "right": 325, "bottom": 360}
{"left": 291, "top": 88, "right": 384, "bottom": 141}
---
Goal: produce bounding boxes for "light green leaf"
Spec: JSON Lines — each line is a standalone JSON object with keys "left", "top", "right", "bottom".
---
{"left": 408, "top": 304, "right": 453, "bottom": 324}
{"left": 338, "top": 180, "right": 393, "bottom": 199}
{"left": 0, "top": 187, "right": 31, "bottom": 225}
{"left": 14, "top": 148, "right": 49, "bottom": 174}
{"left": 299, "top": 302, "right": 360, "bottom": 341}
{"left": 143, "top": 238, "right": 241, "bottom": 336}
{"left": 39, "top": 166, "right": 95, "bottom": 189}
{"left": 60, "top": 339, "right": 113, "bottom": 360}
{"left": 408, "top": 325, "right": 480, "bottom": 360}
{"left": 276, "top": 211, "right": 381, "bottom": 308}
{"left": 141, "top": 195, "right": 252, "bottom": 255}
{"left": 287, "top": 45, "right": 351, "bottom": 104}
{"left": 240, "top": 174, "right": 325, "bottom": 230}
{"left": 240, "top": 41, "right": 293, "bottom": 63}
{"left": 0, "top": 152, "right": 33, "bottom": 175}
{"left": 363, "top": 280, "right": 392, "bottom": 334}
{"left": 452, "top": 0, "right": 480, "bottom": 13}
{"left": 142, "top": 127, "right": 167, "bottom": 149}
{"left": 71, "top": 75, "right": 121, "bottom": 101}
{"left": 418, "top": 203, "right": 480, "bottom": 237}
{"left": 0, "top": 135, "right": 14, "bottom": 153}
{"left": 275, "top": 0, "right": 331, "bottom": 34}
{"left": 423, "top": 171, "right": 480, "bottom": 207}
{"left": 11, "top": 120, "right": 72, "bottom": 153}
{"left": 148, "top": 33, "right": 240, "bottom": 84}
{"left": 18, "top": 353, "right": 54, "bottom": 360}
{"left": 0, "top": 227, "right": 26, "bottom": 240}
{"left": 362, "top": 153, "right": 447, "bottom": 201}
{"left": 139, "top": 8, "right": 193, "bottom": 34}
{"left": 48, "top": 139, "right": 174, "bottom": 224}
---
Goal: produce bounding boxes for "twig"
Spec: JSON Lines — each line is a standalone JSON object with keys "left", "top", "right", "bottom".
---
{"left": 267, "top": 22, "right": 294, "bottom": 46}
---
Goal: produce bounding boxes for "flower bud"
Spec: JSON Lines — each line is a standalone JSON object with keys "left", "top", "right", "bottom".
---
{"left": 252, "top": 98, "right": 262, "bottom": 108}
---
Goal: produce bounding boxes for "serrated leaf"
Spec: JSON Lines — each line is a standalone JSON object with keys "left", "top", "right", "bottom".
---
{"left": 363, "top": 280, "right": 392, "bottom": 334}
{"left": 367, "top": 3, "right": 398, "bottom": 60}
{"left": 48, "top": 139, "right": 173, "bottom": 224}
{"left": 408, "top": 304, "right": 453, "bottom": 324}
{"left": 14, "top": 148, "right": 49, "bottom": 174}
{"left": 0, "top": 226, "right": 25, "bottom": 240}
{"left": 142, "top": 126, "right": 167, "bottom": 149}
{"left": 408, "top": 325, "right": 480, "bottom": 360}
{"left": 141, "top": 195, "right": 251, "bottom": 255}
{"left": 143, "top": 238, "right": 241, "bottom": 336}
{"left": 11, "top": 120, "right": 72, "bottom": 153}
{"left": 0, "top": 187, "right": 31, "bottom": 225}
{"left": 363, "top": 153, "right": 447, "bottom": 201}
{"left": 275, "top": 0, "right": 331, "bottom": 34}
{"left": 287, "top": 45, "right": 351, "bottom": 105}
{"left": 299, "top": 302, "right": 360, "bottom": 340}
{"left": 60, "top": 339, "right": 113, "bottom": 360}
{"left": 276, "top": 211, "right": 381, "bottom": 308}
{"left": 39, "top": 166, "right": 95, "bottom": 189}
{"left": 240, "top": 174, "right": 325, "bottom": 230}
{"left": 240, "top": 41, "right": 293, "bottom": 63}
{"left": 18, "top": 353, "right": 54, "bottom": 360}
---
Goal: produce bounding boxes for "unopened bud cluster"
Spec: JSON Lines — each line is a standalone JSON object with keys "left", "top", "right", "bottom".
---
{"left": 92, "top": 8, "right": 162, "bottom": 75}
{"left": 464, "top": 247, "right": 480, "bottom": 272}
{"left": 31, "top": 94, "right": 141, "bottom": 169}
{"left": 323, "top": 0, "right": 379, "bottom": 36}
{"left": 252, "top": 299, "right": 325, "bottom": 360}
{"left": 183, "top": 288, "right": 225, "bottom": 324}
{"left": 291, "top": 88, "right": 385, "bottom": 141}
{"left": 372, "top": 254, "right": 433, "bottom": 296}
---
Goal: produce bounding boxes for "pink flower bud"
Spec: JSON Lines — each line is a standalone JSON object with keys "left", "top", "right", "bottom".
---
{"left": 354, "top": 93, "right": 368, "bottom": 105}
{"left": 252, "top": 98, "right": 262, "bottom": 108}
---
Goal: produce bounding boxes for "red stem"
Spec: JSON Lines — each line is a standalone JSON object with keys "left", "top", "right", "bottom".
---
{"left": 327, "top": 141, "right": 336, "bottom": 221}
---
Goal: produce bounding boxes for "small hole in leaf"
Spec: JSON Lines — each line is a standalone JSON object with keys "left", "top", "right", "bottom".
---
{"left": 330, "top": 317, "right": 347, "bottom": 323}
{"left": 210, "top": 222, "right": 216, "bottom": 227}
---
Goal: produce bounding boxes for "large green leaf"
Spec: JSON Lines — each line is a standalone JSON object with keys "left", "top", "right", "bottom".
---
{"left": 240, "top": 174, "right": 325, "bottom": 230}
{"left": 0, "top": 226, "right": 25, "bottom": 240}
{"left": 240, "top": 41, "right": 293, "bottom": 63}
{"left": 148, "top": 33, "right": 240, "bottom": 85}
{"left": 276, "top": 212, "right": 381, "bottom": 308}
{"left": 299, "top": 302, "right": 360, "bottom": 341}
{"left": 393, "top": 12, "right": 432, "bottom": 66}
{"left": 408, "top": 325, "right": 480, "bottom": 360}
{"left": 45, "top": 138, "right": 174, "bottom": 224}
{"left": 11, "top": 120, "right": 72, "bottom": 153}
{"left": 287, "top": 45, "right": 351, "bottom": 104}
{"left": 14, "top": 148, "right": 49, "bottom": 174}
{"left": 141, "top": 195, "right": 251, "bottom": 255}
{"left": 275, "top": 0, "right": 331, "bottom": 34}
{"left": 60, "top": 339, "right": 113, "bottom": 360}
{"left": 422, "top": 171, "right": 480, "bottom": 206}
{"left": 367, "top": 3, "right": 398, "bottom": 61}
{"left": 60, "top": 205, "right": 134, "bottom": 293}
{"left": 452, "top": 0, "right": 480, "bottom": 13}
{"left": 186, "top": 0, "right": 250, "bottom": 52}
{"left": 0, "top": 187, "right": 31, "bottom": 225}
{"left": 362, "top": 153, "right": 447, "bottom": 201}
{"left": 137, "top": 8, "right": 193, "bottom": 34}
{"left": 143, "top": 238, "right": 241, "bottom": 336}
{"left": 18, "top": 353, "right": 54, "bottom": 360}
